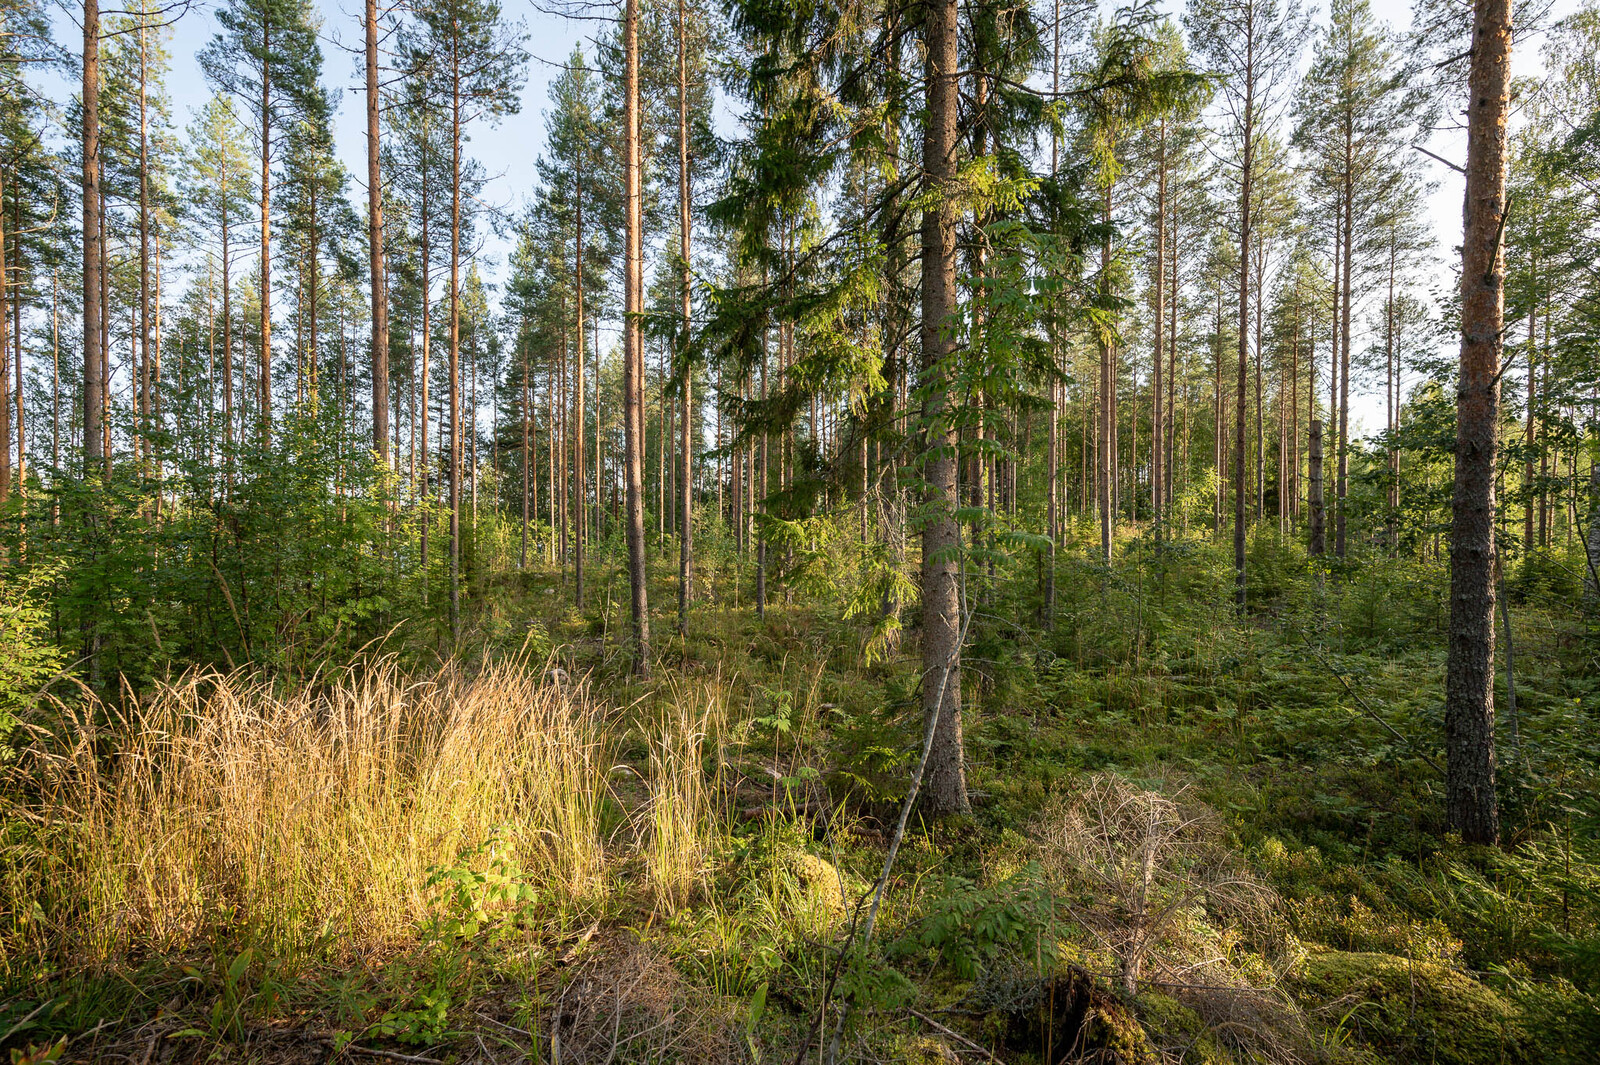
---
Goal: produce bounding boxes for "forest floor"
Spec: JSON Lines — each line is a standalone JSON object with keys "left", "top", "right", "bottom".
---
{"left": 4, "top": 531, "right": 1600, "bottom": 1064}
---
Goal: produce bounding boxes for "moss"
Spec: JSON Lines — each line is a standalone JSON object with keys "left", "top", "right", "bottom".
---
{"left": 787, "top": 851, "right": 847, "bottom": 916}
{"left": 901, "top": 1034, "right": 960, "bottom": 1063}
{"left": 1003, "top": 969, "right": 1159, "bottom": 1065}
{"left": 1135, "top": 991, "right": 1230, "bottom": 1065}
{"left": 1291, "top": 949, "right": 1528, "bottom": 1065}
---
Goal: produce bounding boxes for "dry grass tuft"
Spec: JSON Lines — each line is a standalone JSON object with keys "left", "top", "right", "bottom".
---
{"left": 2, "top": 657, "right": 613, "bottom": 970}
{"left": 549, "top": 938, "right": 743, "bottom": 1064}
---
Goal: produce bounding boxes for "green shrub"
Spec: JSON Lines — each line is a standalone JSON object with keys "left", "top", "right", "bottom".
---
{"left": 0, "top": 563, "right": 65, "bottom": 743}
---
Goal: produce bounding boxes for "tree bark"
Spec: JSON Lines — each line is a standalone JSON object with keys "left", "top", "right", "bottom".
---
{"left": 1445, "top": 0, "right": 1510, "bottom": 847}
{"left": 1098, "top": 180, "right": 1114, "bottom": 564}
{"left": 1152, "top": 117, "right": 1167, "bottom": 540}
{"left": 0, "top": 161, "right": 10, "bottom": 510}
{"left": 677, "top": 0, "right": 693, "bottom": 636}
{"left": 521, "top": 341, "right": 530, "bottom": 568}
{"left": 1337, "top": 159, "right": 1353, "bottom": 557}
{"left": 919, "top": 0, "right": 968, "bottom": 816}
{"left": 1235, "top": 31, "right": 1254, "bottom": 608}
{"left": 623, "top": 0, "right": 652, "bottom": 673}
{"left": 83, "top": 0, "right": 104, "bottom": 476}
{"left": 1309, "top": 418, "right": 1325, "bottom": 555}
{"left": 448, "top": 33, "right": 463, "bottom": 644}
{"left": 574, "top": 157, "right": 586, "bottom": 607}
{"left": 259, "top": 14, "right": 273, "bottom": 446}
{"left": 367, "top": 0, "right": 390, "bottom": 463}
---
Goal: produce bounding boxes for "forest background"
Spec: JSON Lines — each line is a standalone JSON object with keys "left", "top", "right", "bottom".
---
{"left": 1, "top": 0, "right": 1599, "bottom": 1061}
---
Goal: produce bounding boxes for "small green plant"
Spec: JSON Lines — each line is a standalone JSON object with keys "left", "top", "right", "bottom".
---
{"left": 8, "top": 1038, "right": 66, "bottom": 1065}
{"left": 374, "top": 987, "right": 452, "bottom": 1046}
{"left": 901, "top": 873, "right": 1056, "bottom": 981}
{"left": 423, "top": 828, "right": 539, "bottom": 942}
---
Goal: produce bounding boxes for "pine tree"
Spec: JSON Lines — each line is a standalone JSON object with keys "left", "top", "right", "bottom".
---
{"left": 182, "top": 96, "right": 255, "bottom": 474}
{"left": 1446, "top": 0, "right": 1512, "bottom": 846}
{"left": 537, "top": 49, "right": 616, "bottom": 610}
{"left": 1293, "top": 0, "right": 1416, "bottom": 558}
{"left": 201, "top": 0, "right": 323, "bottom": 446}
{"left": 1185, "top": 0, "right": 1308, "bottom": 606}
{"left": 365, "top": 0, "right": 390, "bottom": 465}
{"left": 403, "top": 0, "right": 525, "bottom": 645}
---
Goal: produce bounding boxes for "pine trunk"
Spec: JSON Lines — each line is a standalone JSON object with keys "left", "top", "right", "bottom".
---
{"left": 1445, "top": 0, "right": 1511, "bottom": 847}
{"left": 623, "top": 0, "right": 652, "bottom": 673}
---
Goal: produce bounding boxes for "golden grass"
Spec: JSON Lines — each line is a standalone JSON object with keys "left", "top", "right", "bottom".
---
{"left": 2, "top": 658, "right": 613, "bottom": 970}
{"left": 642, "top": 687, "right": 727, "bottom": 913}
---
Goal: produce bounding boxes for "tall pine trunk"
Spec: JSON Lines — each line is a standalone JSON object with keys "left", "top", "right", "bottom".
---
{"left": 676, "top": 0, "right": 693, "bottom": 636}
{"left": 623, "top": 0, "right": 651, "bottom": 673}
{"left": 83, "top": 0, "right": 104, "bottom": 476}
{"left": 447, "top": 39, "right": 463, "bottom": 644}
{"left": 1446, "top": 0, "right": 1511, "bottom": 846}
{"left": 367, "top": 0, "right": 389, "bottom": 463}
{"left": 574, "top": 163, "right": 586, "bottom": 607}
{"left": 259, "top": 16, "right": 273, "bottom": 446}
{"left": 1234, "top": 35, "right": 1254, "bottom": 609}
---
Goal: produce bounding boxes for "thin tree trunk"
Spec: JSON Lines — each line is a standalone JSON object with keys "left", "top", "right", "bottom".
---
{"left": 138, "top": 21, "right": 151, "bottom": 478}
{"left": 83, "top": 0, "right": 104, "bottom": 476}
{"left": 367, "top": 0, "right": 389, "bottom": 463}
{"left": 623, "top": 0, "right": 652, "bottom": 672}
{"left": 0, "top": 161, "right": 9, "bottom": 511}
{"left": 1234, "top": 39, "right": 1254, "bottom": 607}
{"left": 574, "top": 160, "right": 586, "bottom": 606}
{"left": 1099, "top": 180, "right": 1114, "bottom": 564}
{"left": 1309, "top": 419, "right": 1325, "bottom": 555}
{"left": 447, "top": 39, "right": 463, "bottom": 644}
{"left": 522, "top": 341, "right": 530, "bottom": 568}
{"left": 1152, "top": 115, "right": 1166, "bottom": 540}
{"left": 259, "top": 14, "right": 273, "bottom": 445}
{"left": 419, "top": 134, "right": 432, "bottom": 605}
{"left": 1337, "top": 167, "right": 1353, "bottom": 557}
{"left": 677, "top": 0, "right": 693, "bottom": 635}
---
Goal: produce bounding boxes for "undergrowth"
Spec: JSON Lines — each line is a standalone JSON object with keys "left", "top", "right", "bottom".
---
{"left": 1, "top": 530, "right": 1597, "bottom": 1063}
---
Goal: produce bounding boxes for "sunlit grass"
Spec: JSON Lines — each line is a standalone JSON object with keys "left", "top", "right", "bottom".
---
{"left": 2, "top": 657, "right": 614, "bottom": 972}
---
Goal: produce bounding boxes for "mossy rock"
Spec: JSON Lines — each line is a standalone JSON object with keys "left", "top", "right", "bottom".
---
{"left": 1291, "top": 949, "right": 1528, "bottom": 1065}
{"left": 787, "top": 851, "right": 847, "bottom": 915}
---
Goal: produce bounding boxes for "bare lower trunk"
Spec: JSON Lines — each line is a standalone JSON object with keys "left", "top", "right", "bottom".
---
{"left": 259, "top": 22, "right": 272, "bottom": 446}
{"left": 448, "top": 42, "right": 463, "bottom": 645}
{"left": 0, "top": 164, "right": 10, "bottom": 509}
{"left": 1235, "top": 63, "right": 1253, "bottom": 608}
{"left": 1309, "top": 419, "right": 1325, "bottom": 555}
{"left": 676, "top": 0, "right": 693, "bottom": 636}
{"left": 1445, "top": 0, "right": 1510, "bottom": 847}
{"left": 574, "top": 168, "right": 587, "bottom": 607}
